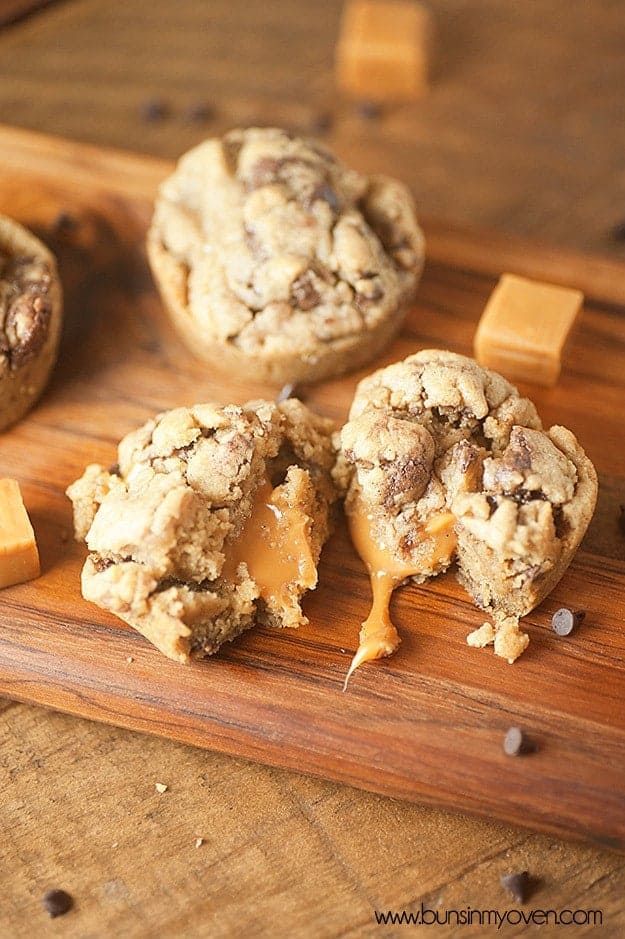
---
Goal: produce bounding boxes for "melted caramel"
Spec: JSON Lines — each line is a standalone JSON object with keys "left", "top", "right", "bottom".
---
{"left": 344, "top": 498, "right": 456, "bottom": 688}
{"left": 223, "top": 477, "right": 316, "bottom": 613}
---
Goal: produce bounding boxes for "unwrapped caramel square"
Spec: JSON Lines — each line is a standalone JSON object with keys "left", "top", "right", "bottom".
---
{"left": 335, "top": 0, "right": 432, "bottom": 101}
{"left": 474, "top": 273, "right": 583, "bottom": 386}
{"left": 0, "top": 479, "right": 40, "bottom": 589}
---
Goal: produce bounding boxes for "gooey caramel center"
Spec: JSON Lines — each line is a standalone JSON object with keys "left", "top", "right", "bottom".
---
{"left": 344, "top": 497, "right": 457, "bottom": 687}
{"left": 223, "top": 477, "right": 316, "bottom": 614}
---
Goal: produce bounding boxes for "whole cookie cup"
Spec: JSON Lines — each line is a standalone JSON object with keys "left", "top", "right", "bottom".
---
{"left": 148, "top": 127, "right": 424, "bottom": 384}
{"left": 0, "top": 215, "right": 63, "bottom": 431}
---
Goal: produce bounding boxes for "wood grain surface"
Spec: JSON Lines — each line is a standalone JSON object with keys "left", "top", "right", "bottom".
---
{"left": 0, "top": 124, "right": 623, "bottom": 857}
{"left": 1, "top": 3, "right": 625, "bottom": 936}
{"left": 2, "top": 0, "right": 625, "bottom": 256}
{"left": 0, "top": 0, "right": 59, "bottom": 28}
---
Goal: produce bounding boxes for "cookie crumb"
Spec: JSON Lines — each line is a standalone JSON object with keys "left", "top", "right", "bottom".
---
{"left": 111, "top": 841, "right": 119, "bottom": 848}
{"left": 503, "top": 726, "right": 527, "bottom": 756}
{"left": 155, "top": 782, "right": 168, "bottom": 794}
{"left": 493, "top": 617, "right": 529, "bottom": 664}
{"left": 126, "top": 656, "right": 134, "bottom": 663}
{"left": 500, "top": 870, "right": 532, "bottom": 904}
{"left": 194, "top": 837, "right": 204, "bottom": 848}
{"left": 551, "top": 607, "right": 585, "bottom": 636}
{"left": 467, "top": 622, "right": 495, "bottom": 648}
{"left": 42, "top": 889, "right": 73, "bottom": 918}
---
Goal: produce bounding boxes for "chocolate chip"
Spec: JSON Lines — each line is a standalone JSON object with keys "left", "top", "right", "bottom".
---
{"left": 92, "top": 555, "right": 114, "bottom": 574}
{"left": 307, "top": 183, "right": 340, "bottom": 214}
{"left": 108, "top": 463, "right": 120, "bottom": 477}
{"left": 291, "top": 272, "right": 321, "bottom": 311}
{"left": 503, "top": 726, "right": 526, "bottom": 756}
{"left": 50, "top": 210, "right": 77, "bottom": 235}
{"left": 140, "top": 98, "right": 169, "bottom": 122}
{"left": 186, "top": 101, "right": 214, "bottom": 124}
{"left": 355, "top": 99, "right": 382, "bottom": 120}
{"left": 277, "top": 383, "right": 297, "bottom": 403}
{"left": 500, "top": 871, "right": 531, "bottom": 904}
{"left": 310, "top": 111, "right": 333, "bottom": 134}
{"left": 246, "top": 156, "right": 281, "bottom": 190}
{"left": 505, "top": 488, "right": 547, "bottom": 506}
{"left": 610, "top": 221, "right": 625, "bottom": 242}
{"left": 551, "top": 503, "right": 570, "bottom": 539}
{"left": 42, "top": 889, "right": 73, "bottom": 918}
{"left": 4, "top": 271, "right": 52, "bottom": 369}
{"left": 551, "top": 607, "right": 585, "bottom": 636}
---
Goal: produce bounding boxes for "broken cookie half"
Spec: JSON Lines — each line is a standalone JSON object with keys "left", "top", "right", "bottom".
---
{"left": 67, "top": 399, "right": 337, "bottom": 663}
{"left": 334, "top": 349, "right": 598, "bottom": 681}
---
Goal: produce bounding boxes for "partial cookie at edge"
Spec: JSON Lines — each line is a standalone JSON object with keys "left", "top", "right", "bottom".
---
{"left": 0, "top": 215, "right": 63, "bottom": 432}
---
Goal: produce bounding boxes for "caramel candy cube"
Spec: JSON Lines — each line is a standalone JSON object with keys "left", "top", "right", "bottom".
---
{"left": 336, "top": 0, "right": 432, "bottom": 101}
{"left": 474, "top": 274, "right": 583, "bottom": 387}
{"left": 0, "top": 479, "right": 40, "bottom": 589}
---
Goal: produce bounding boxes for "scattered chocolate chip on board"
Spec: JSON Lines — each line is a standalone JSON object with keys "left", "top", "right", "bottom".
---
{"left": 552, "top": 608, "right": 585, "bottom": 636}
{"left": 503, "top": 727, "right": 526, "bottom": 757}
{"left": 185, "top": 101, "right": 214, "bottom": 124}
{"left": 140, "top": 97, "right": 169, "bottom": 122}
{"left": 42, "top": 889, "right": 73, "bottom": 918}
{"left": 500, "top": 871, "right": 533, "bottom": 904}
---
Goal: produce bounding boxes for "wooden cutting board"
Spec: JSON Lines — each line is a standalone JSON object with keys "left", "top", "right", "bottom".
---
{"left": 0, "top": 123, "right": 624, "bottom": 852}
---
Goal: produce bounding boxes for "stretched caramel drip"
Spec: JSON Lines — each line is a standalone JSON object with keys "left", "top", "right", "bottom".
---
{"left": 344, "top": 499, "right": 456, "bottom": 688}
{"left": 223, "top": 477, "right": 316, "bottom": 614}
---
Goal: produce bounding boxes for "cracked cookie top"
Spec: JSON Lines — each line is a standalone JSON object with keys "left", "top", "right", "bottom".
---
{"left": 150, "top": 127, "right": 424, "bottom": 357}
{"left": 67, "top": 398, "right": 338, "bottom": 661}
{"left": 68, "top": 398, "right": 337, "bottom": 586}
{"left": 337, "top": 349, "right": 545, "bottom": 531}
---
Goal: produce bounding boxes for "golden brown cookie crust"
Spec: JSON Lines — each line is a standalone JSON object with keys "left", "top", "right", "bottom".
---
{"left": 0, "top": 215, "right": 63, "bottom": 432}
{"left": 147, "top": 128, "right": 424, "bottom": 385}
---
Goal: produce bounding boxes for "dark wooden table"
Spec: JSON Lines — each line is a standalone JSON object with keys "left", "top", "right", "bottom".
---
{"left": 0, "top": 2, "right": 624, "bottom": 936}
